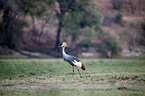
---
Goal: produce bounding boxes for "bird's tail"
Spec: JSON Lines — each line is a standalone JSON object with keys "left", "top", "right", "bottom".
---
{"left": 81, "top": 64, "right": 86, "bottom": 70}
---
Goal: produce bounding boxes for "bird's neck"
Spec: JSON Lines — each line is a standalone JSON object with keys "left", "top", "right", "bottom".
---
{"left": 62, "top": 47, "right": 67, "bottom": 57}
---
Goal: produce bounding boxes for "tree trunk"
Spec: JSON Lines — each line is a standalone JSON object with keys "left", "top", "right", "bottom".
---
{"left": 3, "top": 7, "right": 13, "bottom": 48}
{"left": 31, "top": 16, "right": 37, "bottom": 42}
{"left": 54, "top": 21, "right": 62, "bottom": 50}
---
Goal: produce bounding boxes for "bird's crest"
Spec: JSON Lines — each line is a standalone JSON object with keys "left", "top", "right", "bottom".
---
{"left": 62, "top": 42, "right": 67, "bottom": 47}
{"left": 59, "top": 42, "right": 67, "bottom": 48}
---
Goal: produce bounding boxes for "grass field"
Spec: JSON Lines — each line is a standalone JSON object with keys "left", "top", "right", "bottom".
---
{"left": 0, "top": 58, "right": 145, "bottom": 96}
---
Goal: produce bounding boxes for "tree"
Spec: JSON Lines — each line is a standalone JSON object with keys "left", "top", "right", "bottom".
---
{"left": 53, "top": 0, "right": 102, "bottom": 49}
{"left": 0, "top": 0, "right": 26, "bottom": 48}
{"left": 0, "top": 0, "right": 102, "bottom": 53}
{"left": 18, "top": 0, "right": 52, "bottom": 43}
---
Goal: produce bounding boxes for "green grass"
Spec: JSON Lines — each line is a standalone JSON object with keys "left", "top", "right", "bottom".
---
{"left": 0, "top": 58, "right": 145, "bottom": 96}
{"left": 0, "top": 59, "right": 145, "bottom": 78}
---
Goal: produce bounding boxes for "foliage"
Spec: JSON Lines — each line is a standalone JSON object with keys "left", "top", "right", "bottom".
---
{"left": 79, "top": 39, "right": 93, "bottom": 48}
{"left": 17, "top": 0, "right": 52, "bottom": 17}
{"left": 0, "top": 0, "right": 55, "bottom": 47}
{"left": 99, "top": 33, "right": 122, "bottom": 58}
{"left": 62, "top": 12, "right": 81, "bottom": 42}
{"left": 17, "top": 0, "right": 54, "bottom": 43}
{"left": 0, "top": 0, "right": 102, "bottom": 51}
{"left": 129, "top": 22, "right": 134, "bottom": 28}
{"left": 114, "top": 12, "right": 123, "bottom": 24}
{"left": 0, "top": 0, "right": 27, "bottom": 48}
{"left": 53, "top": 0, "right": 102, "bottom": 49}
{"left": 78, "top": 26, "right": 101, "bottom": 48}
{"left": 62, "top": 2, "right": 102, "bottom": 42}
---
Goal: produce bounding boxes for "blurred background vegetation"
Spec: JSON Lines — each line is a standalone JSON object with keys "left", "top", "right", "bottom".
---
{"left": 0, "top": 0, "right": 145, "bottom": 58}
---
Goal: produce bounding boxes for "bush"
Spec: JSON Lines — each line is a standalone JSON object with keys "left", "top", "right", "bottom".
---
{"left": 129, "top": 22, "right": 134, "bottom": 28}
{"left": 99, "top": 34, "right": 122, "bottom": 58}
{"left": 79, "top": 40, "right": 93, "bottom": 48}
{"left": 114, "top": 13, "right": 123, "bottom": 24}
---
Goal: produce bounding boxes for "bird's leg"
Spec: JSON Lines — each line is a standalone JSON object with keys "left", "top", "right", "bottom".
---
{"left": 75, "top": 66, "right": 82, "bottom": 78}
{"left": 72, "top": 66, "right": 74, "bottom": 77}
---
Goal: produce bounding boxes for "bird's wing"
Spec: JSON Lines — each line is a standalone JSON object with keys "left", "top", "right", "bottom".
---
{"left": 67, "top": 55, "right": 80, "bottom": 62}
{"left": 66, "top": 55, "right": 81, "bottom": 66}
{"left": 66, "top": 55, "right": 86, "bottom": 70}
{"left": 71, "top": 56, "right": 80, "bottom": 62}
{"left": 65, "top": 55, "right": 74, "bottom": 65}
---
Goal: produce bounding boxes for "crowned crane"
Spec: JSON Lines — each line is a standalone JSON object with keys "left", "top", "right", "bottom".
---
{"left": 59, "top": 42, "right": 86, "bottom": 78}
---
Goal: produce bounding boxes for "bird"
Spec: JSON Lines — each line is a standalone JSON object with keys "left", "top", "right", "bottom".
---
{"left": 59, "top": 42, "right": 86, "bottom": 78}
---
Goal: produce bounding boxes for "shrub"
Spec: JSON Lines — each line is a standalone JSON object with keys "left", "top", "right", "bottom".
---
{"left": 114, "top": 13, "right": 123, "bottom": 24}
{"left": 129, "top": 22, "right": 134, "bottom": 28}
{"left": 79, "top": 40, "right": 93, "bottom": 48}
{"left": 99, "top": 34, "right": 122, "bottom": 58}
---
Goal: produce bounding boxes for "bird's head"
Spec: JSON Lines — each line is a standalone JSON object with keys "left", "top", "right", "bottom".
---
{"left": 59, "top": 42, "right": 67, "bottom": 48}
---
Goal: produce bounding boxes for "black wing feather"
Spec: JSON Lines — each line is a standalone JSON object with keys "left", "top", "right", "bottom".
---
{"left": 66, "top": 55, "right": 80, "bottom": 66}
